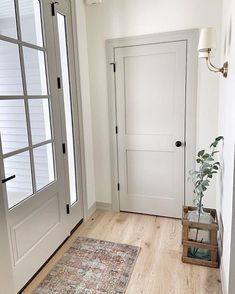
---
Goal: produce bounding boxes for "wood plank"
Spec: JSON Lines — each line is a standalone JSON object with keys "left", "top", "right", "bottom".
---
{"left": 182, "top": 256, "right": 218, "bottom": 268}
{"left": 183, "top": 240, "right": 218, "bottom": 250}
{"left": 22, "top": 210, "right": 222, "bottom": 294}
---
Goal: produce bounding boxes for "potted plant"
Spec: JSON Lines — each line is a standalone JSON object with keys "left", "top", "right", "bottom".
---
{"left": 187, "top": 136, "right": 224, "bottom": 260}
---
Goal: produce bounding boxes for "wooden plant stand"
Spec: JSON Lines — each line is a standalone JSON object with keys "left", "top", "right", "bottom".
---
{"left": 182, "top": 206, "right": 219, "bottom": 268}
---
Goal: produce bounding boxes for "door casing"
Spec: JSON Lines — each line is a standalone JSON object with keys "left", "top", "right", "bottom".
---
{"left": 106, "top": 29, "right": 199, "bottom": 212}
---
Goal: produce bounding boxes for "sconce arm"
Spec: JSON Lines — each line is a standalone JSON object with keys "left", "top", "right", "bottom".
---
{"left": 205, "top": 52, "right": 228, "bottom": 78}
{"left": 206, "top": 54, "right": 223, "bottom": 73}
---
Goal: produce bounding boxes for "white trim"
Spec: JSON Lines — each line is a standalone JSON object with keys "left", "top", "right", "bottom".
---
{"left": 71, "top": 0, "right": 93, "bottom": 221}
{"left": 220, "top": 262, "right": 228, "bottom": 294}
{"left": 96, "top": 202, "right": 112, "bottom": 211}
{"left": 86, "top": 202, "right": 112, "bottom": 219}
{"left": 62, "top": 0, "right": 89, "bottom": 222}
{"left": 87, "top": 202, "right": 97, "bottom": 219}
{"left": 106, "top": 29, "right": 199, "bottom": 212}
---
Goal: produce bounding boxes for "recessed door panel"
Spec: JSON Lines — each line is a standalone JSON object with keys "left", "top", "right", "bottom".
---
{"left": 125, "top": 53, "right": 176, "bottom": 135}
{"left": 12, "top": 194, "right": 60, "bottom": 262}
{"left": 126, "top": 150, "right": 174, "bottom": 197}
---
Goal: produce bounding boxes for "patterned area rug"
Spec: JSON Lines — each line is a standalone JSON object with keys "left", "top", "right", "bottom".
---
{"left": 33, "top": 237, "right": 140, "bottom": 294}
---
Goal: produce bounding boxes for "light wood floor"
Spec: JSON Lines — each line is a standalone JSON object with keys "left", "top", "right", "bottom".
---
{"left": 23, "top": 210, "right": 222, "bottom": 294}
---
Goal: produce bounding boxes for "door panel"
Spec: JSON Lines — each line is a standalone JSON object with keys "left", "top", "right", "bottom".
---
{"left": 125, "top": 53, "right": 176, "bottom": 135}
{"left": 115, "top": 41, "right": 186, "bottom": 218}
{"left": 11, "top": 194, "right": 60, "bottom": 262}
{"left": 126, "top": 150, "right": 174, "bottom": 197}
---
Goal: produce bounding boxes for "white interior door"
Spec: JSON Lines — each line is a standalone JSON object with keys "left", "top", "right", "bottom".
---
{"left": 0, "top": 1, "right": 82, "bottom": 292}
{"left": 115, "top": 41, "right": 187, "bottom": 218}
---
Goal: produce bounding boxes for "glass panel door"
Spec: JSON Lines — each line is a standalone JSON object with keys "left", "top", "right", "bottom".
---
{"left": 0, "top": 1, "right": 69, "bottom": 291}
{"left": 57, "top": 12, "right": 78, "bottom": 205}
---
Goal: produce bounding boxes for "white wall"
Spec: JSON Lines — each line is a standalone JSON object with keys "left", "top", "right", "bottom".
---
{"left": 85, "top": 0, "right": 222, "bottom": 207}
{"left": 74, "top": 1, "right": 96, "bottom": 211}
{"left": 218, "top": 0, "right": 235, "bottom": 292}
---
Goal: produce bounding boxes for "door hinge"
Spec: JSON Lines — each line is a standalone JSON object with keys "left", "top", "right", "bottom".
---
{"left": 51, "top": 2, "right": 58, "bottom": 16}
{"left": 51, "top": 2, "right": 55, "bottom": 16}
{"left": 110, "top": 62, "right": 116, "bottom": 72}
{"left": 117, "top": 183, "right": 120, "bottom": 191}
{"left": 115, "top": 126, "right": 118, "bottom": 134}
{"left": 62, "top": 143, "right": 66, "bottom": 154}
{"left": 57, "top": 77, "right": 61, "bottom": 89}
{"left": 66, "top": 204, "right": 70, "bottom": 214}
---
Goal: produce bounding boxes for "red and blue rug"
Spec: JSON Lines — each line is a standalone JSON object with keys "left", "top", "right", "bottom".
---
{"left": 33, "top": 237, "right": 140, "bottom": 293}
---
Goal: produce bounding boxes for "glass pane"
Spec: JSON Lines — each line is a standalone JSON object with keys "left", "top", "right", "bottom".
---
{"left": 19, "top": 0, "right": 43, "bottom": 47}
{"left": 34, "top": 143, "right": 55, "bottom": 191}
{"left": 57, "top": 13, "right": 77, "bottom": 205}
{"left": 29, "top": 99, "right": 52, "bottom": 144}
{"left": 0, "top": 100, "right": 28, "bottom": 154}
{"left": 23, "top": 47, "right": 47, "bottom": 95}
{"left": 0, "top": 41, "right": 23, "bottom": 95}
{"left": 4, "top": 151, "right": 33, "bottom": 209}
{"left": 0, "top": 0, "right": 17, "bottom": 39}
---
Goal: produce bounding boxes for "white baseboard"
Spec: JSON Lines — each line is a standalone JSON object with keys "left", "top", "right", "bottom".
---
{"left": 96, "top": 202, "right": 112, "bottom": 211}
{"left": 86, "top": 202, "right": 97, "bottom": 220}
{"left": 220, "top": 262, "right": 228, "bottom": 294}
{"left": 86, "top": 201, "right": 112, "bottom": 220}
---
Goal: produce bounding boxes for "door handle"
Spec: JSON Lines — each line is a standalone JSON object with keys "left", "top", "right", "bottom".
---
{"left": 2, "top": 175, "right": 16, "bottom": 184}
{"left": 175, "top": 141, "right": 182, "bottom": 147}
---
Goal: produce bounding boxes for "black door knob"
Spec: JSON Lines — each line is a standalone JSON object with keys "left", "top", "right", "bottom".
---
{"left": 175, "top": 141, "right": 182, "bottom": 147}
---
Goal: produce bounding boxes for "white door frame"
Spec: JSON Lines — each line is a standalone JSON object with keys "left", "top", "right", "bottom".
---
{"left": 106, "top": 29, "right": 199, "bottom": 212}
{"left": 71, "top": 0, "right": 89, "bottom": 221}
{"left": 52, "top": 0, "right": 84, "bottom": 230}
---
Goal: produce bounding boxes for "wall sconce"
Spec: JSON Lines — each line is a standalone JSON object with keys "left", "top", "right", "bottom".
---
{"left": 198, "top": 27, "right": 228, "bottom": 78}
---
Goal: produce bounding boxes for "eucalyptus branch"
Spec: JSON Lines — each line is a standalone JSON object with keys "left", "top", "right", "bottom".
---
{"left": 189, "top": 136, "right": 224, "bottom": 210}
